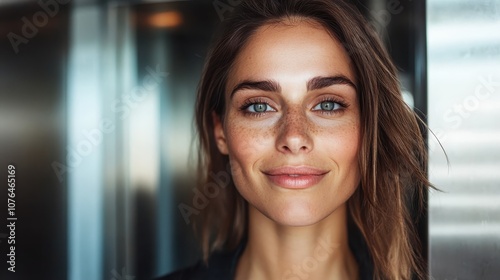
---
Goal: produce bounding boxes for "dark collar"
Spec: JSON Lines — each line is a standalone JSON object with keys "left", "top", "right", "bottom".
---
{"left": 158, "top": 223, "right": 373, "bottom": 280}
{"left": 210, "top": 222, "right": 373, "bottom": 280}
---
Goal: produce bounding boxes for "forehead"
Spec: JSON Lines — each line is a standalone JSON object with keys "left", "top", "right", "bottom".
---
{"left": 227, "top": 19, "right": 356, "bottom": 91}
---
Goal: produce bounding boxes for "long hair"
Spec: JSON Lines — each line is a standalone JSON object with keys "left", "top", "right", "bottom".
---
{"left": 193, "top": 0, "right": 431, "bottom": 279}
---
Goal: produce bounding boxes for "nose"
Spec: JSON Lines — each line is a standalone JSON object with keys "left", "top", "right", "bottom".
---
{"left": 275, "top": 109, "right": 313, "bottom": 154}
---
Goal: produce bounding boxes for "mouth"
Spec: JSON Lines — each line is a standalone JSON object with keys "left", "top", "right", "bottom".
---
{"left": 262, "top": 166, "right": 329, "bottom": 189}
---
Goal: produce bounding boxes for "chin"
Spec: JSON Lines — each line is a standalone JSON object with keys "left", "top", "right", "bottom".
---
{"left": 263, "top": 200, "right": 330, "bottom": 227}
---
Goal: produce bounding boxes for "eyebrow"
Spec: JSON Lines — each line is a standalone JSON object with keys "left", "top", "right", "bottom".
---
{"left": 230, "top": 80, "right": 281, "bottom": 99}
{"left": 307, "top": 75, "right": 357, "bottom": 91}
{"left": 229, "top": 75, "right": 357, "bottom": 98}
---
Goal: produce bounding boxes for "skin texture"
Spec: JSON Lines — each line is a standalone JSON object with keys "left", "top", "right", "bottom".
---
{"left": 213, "top": 19, "right": 361, "bottom": 280}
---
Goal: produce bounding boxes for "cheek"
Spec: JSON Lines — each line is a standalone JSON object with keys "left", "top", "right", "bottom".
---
{"left": 319, "top": 122, "right": 361, "bottom": 174}
{"left": 224, "top": 119, "right": 274, "bottom": 167}
{"left": 223, "top": 120, "right": 275, "bottom": 203}
{"left": 315, "top": 123, "right": 360, "bottom": 205}
{"left": 336, "top": 125, "right": 360, "bottom": 160}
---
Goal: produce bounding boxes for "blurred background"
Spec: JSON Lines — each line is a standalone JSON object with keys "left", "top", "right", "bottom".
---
{"left": 0, "top": 0, "right": 498, "bottom": 279}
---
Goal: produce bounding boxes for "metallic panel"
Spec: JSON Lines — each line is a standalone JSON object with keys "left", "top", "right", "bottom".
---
{"left": 428, "top": 0, "right": 500, "bottom": 279}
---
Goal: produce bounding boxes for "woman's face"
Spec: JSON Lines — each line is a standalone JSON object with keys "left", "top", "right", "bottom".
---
{"left": 213, "top": 20, "right": 361, "bottom": 226}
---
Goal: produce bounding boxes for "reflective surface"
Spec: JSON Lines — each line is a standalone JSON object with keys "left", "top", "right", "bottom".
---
{"left": 64, "top": 1, "right": 218, "bottom": 279}
{"left": 427, "top": 0, "right": 500, "bottom": 279}
{"left": 0, "top": 2, "right": 68, "bottom": 279}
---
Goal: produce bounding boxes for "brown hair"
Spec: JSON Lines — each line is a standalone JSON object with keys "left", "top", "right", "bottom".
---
{"left": 193, "top": 0, "right": 431, "bottom": 279}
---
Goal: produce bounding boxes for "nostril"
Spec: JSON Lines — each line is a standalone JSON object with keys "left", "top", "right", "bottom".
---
{"left": 278, "top": 137, "right": 311, "bottom": 154}
{"left": 275, "top": 113, "right": 313, "bottom": 154}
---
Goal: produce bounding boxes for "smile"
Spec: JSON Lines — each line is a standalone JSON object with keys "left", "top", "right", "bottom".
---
{"left": 262, "top": 166, "right": 329, "bottom": 189}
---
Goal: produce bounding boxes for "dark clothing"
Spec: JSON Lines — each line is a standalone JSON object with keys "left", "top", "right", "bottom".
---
{"left": 154, "top": 221, "right": 374, "bottom": 280}
{"left": 154, "top": 243, "right": 244, "bottom": 280}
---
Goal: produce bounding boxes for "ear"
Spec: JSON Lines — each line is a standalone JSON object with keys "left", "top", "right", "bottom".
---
{"left": 212, "top": 112, "right": 229, "bottom": 155}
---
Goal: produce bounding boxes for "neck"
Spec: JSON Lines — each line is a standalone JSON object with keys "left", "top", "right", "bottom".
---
{"left": 235, "top": 204, "right": 359, "bottom": 280}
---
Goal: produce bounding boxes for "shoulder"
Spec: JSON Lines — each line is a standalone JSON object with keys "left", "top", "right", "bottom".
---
{"left": 152, "top": 262, "right": 204, "bottom": 280}
{"left": 152, "top": 245, "right": 243, "bottom": 280}
{"left": 348, "top": 216, "right": 374, "bottom": 280}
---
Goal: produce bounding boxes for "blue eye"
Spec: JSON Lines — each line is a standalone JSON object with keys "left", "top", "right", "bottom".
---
{"left": 313, "top": 101, "right": 342, "bottom": 111}
{"left": 247, "top": 102, "right": 273, "bottom": 113}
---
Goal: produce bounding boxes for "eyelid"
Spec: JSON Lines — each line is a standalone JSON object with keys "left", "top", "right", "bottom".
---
{"left": 237, "top": 95, "right": 350, "bottom": 117}
{"left": 314, "top": 96, "right": 349, "bottom": 107}
{"left": 248, "top": 103, "right": 275, "bottom": 113}
{"left": 312, "top": 101, "right": 342, "bottom": 111}
{"left": 238, "top": 97, "right": 277, "bottom": 116}
{"left": 310, "top": 96, "right": 349, "bottom": 116}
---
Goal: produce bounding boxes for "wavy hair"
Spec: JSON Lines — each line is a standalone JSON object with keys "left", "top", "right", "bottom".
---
{"left": 193, "top": 0, "right": 431, "bottom": 279}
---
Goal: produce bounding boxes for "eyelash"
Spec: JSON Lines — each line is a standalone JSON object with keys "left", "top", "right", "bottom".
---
{"left": 238, "top": 98, "right": 273, "bottom": 117}
{"left": 238, "top": 97, "right": 349, "bottom": 117}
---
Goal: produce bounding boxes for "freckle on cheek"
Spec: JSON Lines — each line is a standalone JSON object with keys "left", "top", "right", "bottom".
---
{"left": 310, "top": 126, "right": 321, "bottom": 134}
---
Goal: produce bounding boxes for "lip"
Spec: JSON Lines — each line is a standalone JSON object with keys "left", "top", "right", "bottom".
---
{"left": 262, "top": 166, "right": 329, "bottom": 189}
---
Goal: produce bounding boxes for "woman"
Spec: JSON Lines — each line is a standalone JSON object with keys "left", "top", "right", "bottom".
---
{"left": 159, "top": 0, "right": 430, "bottom": 279}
